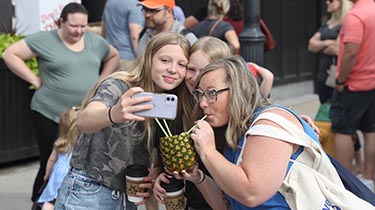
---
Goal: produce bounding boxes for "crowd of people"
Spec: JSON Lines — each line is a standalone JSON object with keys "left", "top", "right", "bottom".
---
{"left": 2, "top": 0, "right": 374, "bottom": 210}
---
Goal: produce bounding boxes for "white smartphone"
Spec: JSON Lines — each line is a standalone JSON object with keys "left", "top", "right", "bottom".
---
{"left": 132, "top": 92, "right": 178, "bottom": 120}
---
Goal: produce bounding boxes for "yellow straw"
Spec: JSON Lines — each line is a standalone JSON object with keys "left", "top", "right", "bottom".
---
{"left": 155, "top": 118, "right": 169, "bottom": 137}
{"left": 163, "top": 119, "right": 172, "bottom": 137}
{"left": 187, "top": 115, "right": 207, "bottom": 134}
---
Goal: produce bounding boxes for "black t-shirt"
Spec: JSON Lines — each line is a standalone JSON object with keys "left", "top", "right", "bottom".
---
{"left": 316, "top": 24, "right": 341, "bottom": 82}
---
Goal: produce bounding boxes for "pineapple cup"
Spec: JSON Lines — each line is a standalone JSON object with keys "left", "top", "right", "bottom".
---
{"left": 160, "top": 132, "right": 197, "bottom": 172}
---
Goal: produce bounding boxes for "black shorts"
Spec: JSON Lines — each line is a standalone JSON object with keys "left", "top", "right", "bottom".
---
{"left": 331, "top": 86, "right": 375, "bottom": 135}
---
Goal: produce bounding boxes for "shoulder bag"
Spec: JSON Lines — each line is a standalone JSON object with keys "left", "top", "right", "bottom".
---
{"left": 260, "top": 19, "right": 276, "bottom": 52}
{"left": 238, "top": 110, "right": 374, "bottom": 210}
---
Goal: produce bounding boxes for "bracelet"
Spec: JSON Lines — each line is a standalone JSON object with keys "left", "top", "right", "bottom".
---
{"left": 108, "top": 106, "right": 117, "bottom": 125}
{"left": 196, "top": 173, "right": 206, "bottom": 185}
{"left": 335, "top": 78, "right": 345, "bottom": 85}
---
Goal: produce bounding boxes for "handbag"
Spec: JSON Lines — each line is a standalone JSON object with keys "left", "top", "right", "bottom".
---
{"left": 241, "top": 110, "right": 374, "bottom": 210}
{"left": 325, "top": 58, "right": 337, "bottom": 88}
{"left": 260, "top": 19, "right": 276, "bottom": 52}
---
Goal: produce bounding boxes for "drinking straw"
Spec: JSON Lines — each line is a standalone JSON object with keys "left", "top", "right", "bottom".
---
{"left": 187, "top": 115, "right": 207, "bottom": 134}
{"left": 163, "top": 119, "right": 172, "bottom": 137}
{"left": 155, "top": 118, "right": 169, "bottom": 137}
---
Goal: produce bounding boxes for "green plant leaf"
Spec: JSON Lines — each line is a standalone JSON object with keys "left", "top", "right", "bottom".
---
{"left": 0, "top": 33, "right": 39, "bottom": 90}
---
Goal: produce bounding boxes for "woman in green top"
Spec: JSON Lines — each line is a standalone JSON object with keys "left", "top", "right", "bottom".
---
{"left": 2, "top": 3, "right": 119, "bottom": 208}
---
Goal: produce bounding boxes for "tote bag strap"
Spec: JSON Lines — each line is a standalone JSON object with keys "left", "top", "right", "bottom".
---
{"left": 248, "top": 109, "right": 324, "bottom": 169}
{"left": 237, "top": 107, "right": 323, "bottom": 166}
{"left": 251, "top": 110, "right": 343, "bottom": 182}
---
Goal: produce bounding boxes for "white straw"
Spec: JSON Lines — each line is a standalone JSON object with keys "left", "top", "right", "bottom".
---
{"left": 155, "top": 118, "right": 169, "bottom": 137}
{"left": 187, "top": 115, "right": 207, "bottom": 134}
{"left": 163, "top": 119, "right": 172, "bottom": 137}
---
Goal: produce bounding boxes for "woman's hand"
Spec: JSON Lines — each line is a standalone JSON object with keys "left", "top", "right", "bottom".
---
{"left": 300, "top": 114, "right": 320, "bottom": 137}
{"left": 32, "top": 76, "right": 42, "bottom": 89}
{"left": 190, "top": 120, "right": 216, "bottom": 158}
{"left": 134, "top": 175, "right": 154, "bottom": 205}
{"left": 166, "top": 164, "right": 203, "bottom": 184}
{"left": 109, "top": 87, "right": 154, "bottom": 124}
{"left": 152, "top": 172, "right": 171, "bottom": 203}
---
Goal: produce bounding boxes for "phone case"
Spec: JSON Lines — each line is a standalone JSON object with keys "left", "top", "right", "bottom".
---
{"left": 133, "top": 92, "right": 178, "bottom": 120}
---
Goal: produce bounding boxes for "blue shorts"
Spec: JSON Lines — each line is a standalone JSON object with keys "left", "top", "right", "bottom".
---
{"left": 54, "top": 167, "right": 137, "bottom": 210}
{"left": 331, "top": 87, "right": 375, "bottom": 135}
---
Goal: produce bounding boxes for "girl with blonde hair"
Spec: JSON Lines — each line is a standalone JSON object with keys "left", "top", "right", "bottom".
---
{"left": 55, "top": 32, "right": 191, "bottom": 210}
{"left": 37, "top": 106, "right": 81, "bottom": 210}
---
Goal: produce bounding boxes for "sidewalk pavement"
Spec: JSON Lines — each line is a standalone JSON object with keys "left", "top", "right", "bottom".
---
{"left": 0, "top": 92, "right": 320, "bottom": 210}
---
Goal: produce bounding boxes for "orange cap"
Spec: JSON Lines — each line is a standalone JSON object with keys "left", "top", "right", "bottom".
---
{"left": 138, "top": 0, "right": 175, "bottom": 9}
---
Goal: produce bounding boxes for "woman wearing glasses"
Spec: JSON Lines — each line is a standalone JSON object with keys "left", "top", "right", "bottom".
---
{"left": 308, "top": 0, "right": 353, "bottom": 104}
{"left": 152, "top": 37, "right": 317, "bottom": 210}
{"left": 184, "top": 56, "right": 369, "bottom": 209}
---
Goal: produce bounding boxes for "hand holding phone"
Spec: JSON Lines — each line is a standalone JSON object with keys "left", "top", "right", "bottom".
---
{"left": 132, "top": 92, "right": 178, "bottom": 120}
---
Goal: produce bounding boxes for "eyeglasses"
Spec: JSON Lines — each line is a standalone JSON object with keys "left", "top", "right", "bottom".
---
{"left": 193, "top": 87, "right": 229, "bottom": 104}
{"left": 141, "top": 6, "right": 166, "bottom": 14}
{"left": 327, "top": 0, "right": 336, "bottom": 3}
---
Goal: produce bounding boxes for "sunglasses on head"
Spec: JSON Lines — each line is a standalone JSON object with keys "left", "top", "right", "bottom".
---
{"left": 141, "top": 6, "right": 167, "bottom": 14}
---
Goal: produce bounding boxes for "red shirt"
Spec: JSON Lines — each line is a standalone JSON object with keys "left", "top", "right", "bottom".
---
{"left": 337, "top": 0, "right": 375, "bottom": 91}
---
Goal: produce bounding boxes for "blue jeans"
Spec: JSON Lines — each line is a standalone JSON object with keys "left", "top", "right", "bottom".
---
{"left": 55, "top": 167, "right": 137, "bottom": 210}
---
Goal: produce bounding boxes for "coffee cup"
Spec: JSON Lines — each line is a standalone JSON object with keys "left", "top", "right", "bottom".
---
{"left": 160, "top": 177, "right": 185, "bottom": 210}
{"left": 125, "top": 164, "right": 148, "bottom": 202}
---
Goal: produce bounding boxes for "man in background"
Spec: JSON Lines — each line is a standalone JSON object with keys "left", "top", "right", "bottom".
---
{"left": 333, "top": 0, "right": 375, "bottom": 192}
{"left": 102, "top": 0, "right": 144, "bottom": 70}
{"left": 137, "top": 0, "right": 197, "bottom": 56}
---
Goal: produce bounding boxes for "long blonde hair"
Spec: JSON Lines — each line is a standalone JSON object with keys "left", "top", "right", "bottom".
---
{"left": 208, "top": 0, "right": 231, "bottom": 18}
{"left": 194, "top": 56, "right": 266, "bottom": 149}
{"left": 340, "top": 0, "right": 353, "bottom": 23}
{"left": 327, "top": 0, "right": 353, "bottom": 25}
{"left": 54, "top": 106, "right": 81, "bottom": 153}
{"left": 82, "top": 32, "right": 191, "bottom": 148}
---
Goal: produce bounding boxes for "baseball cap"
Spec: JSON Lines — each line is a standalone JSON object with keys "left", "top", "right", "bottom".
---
{"left": 138, "top": 0, "right": 175, "bottom": 9}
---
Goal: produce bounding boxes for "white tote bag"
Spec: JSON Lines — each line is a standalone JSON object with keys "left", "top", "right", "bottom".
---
{"left": 238, "top": 110, "right": 374, "bottom": 210}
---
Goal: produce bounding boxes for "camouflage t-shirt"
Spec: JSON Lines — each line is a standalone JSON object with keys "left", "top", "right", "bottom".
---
{"left": 71, "top": 77, "right": 154, "bottom": 192}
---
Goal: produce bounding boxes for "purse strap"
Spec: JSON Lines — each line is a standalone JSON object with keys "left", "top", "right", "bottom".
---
{"left": 209, "top": 19, "right": 221, "bottom": 36}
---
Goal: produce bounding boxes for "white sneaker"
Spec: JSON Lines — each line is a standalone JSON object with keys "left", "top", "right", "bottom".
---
{"left": 356, "top": 174, "right": 375, "bottom": 193}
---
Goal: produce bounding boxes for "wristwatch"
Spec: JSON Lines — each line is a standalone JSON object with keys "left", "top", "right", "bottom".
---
{"left": 335, "top": 78, "right": 345, "bottom": 85}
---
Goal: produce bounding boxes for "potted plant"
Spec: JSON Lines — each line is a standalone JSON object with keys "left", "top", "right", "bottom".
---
{"left": 0, "top": 33, "right": 39, "bottom": 73}
{"left": 0, "top": 33, "right": 39, "bottom": 88}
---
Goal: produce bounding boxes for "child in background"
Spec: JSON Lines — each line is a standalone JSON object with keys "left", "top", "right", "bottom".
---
{"left": 37, "top": 106, "right": 81, "bottom": 210}
{"left": 248, "top": 62, "right": 274, "bottom": 99}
